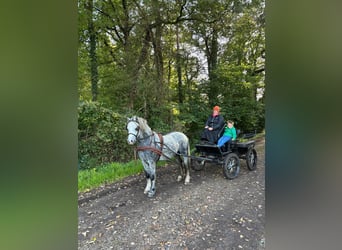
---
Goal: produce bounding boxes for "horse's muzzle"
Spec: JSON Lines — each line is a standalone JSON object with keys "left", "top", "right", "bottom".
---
{"left": 127, "top": 137, "right": 136, "bottom": 145}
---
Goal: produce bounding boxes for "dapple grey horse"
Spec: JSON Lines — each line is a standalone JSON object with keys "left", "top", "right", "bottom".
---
{"left": 126, "top": 116, "right": 191, "bottom": 197}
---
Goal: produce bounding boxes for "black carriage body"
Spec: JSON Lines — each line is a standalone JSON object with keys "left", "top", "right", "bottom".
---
{"left": 194, "top": 141, "right": 254, "bottom": 160}
{"left": 230, "top": 141, "right": 255, "bottom": 159}
{"left": 192, "top": 137, "right": 257, "bottom": 179}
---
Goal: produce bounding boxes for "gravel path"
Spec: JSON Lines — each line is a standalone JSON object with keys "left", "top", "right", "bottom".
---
{"left": 78, "top": 138, "right": 265, "bottom": 249}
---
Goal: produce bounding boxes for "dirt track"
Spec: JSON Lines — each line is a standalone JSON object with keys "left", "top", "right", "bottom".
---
{"left": 78, "top": 138, "right": 265, "bottom": 249}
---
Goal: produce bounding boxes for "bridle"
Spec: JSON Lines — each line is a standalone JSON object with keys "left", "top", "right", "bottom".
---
{"left": 127, "top": 119, "right": 153, "bottom": 142}
{"left": 127, "top": 120, "right": 140, "bottom": 140}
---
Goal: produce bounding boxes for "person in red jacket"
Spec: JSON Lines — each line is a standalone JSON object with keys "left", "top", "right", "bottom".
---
{"left": 200, "top": 106, "right": 225, "bottom": 144}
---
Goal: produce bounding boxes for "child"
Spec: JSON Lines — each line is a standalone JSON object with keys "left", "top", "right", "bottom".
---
{"left": 217, "top": 120, "right": 236, "bottom": 147}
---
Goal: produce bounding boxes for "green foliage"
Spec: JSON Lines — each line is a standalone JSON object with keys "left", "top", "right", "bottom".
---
{"left": 78, "top": 0, "right": 265, "bottom": 161}
{"left": 212, "top": 63, "right": 265, "bottom": 133}
{"left": 78, "top": 101, "right": 132, "bottom": 169}
{"left": 174, "top": 102, "right": 212, "bottom": 145}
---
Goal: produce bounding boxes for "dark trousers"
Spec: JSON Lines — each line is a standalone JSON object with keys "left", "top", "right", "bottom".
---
{"left": 201, "top": 129, "right": 220, "bottom": 143}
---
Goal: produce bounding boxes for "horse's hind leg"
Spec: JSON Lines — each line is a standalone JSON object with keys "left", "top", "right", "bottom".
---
{"left": 176, "top": 155, "right": 184, "bottom": 182}
{"left": 183, "top": 144, "right": 191, "bottom": 185}
{"left": 183, "top": 156, "right": 190, "bottom": 185}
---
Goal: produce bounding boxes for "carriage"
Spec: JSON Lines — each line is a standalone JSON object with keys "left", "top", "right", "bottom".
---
{"left": 126, "top": 116, "right": 257, "bottom": 197}
{"left": 190, "top": 129, "right": 258, "bottom": 180}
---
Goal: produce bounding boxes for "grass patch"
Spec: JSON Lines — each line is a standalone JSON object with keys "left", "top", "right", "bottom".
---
{"left": 78, "top": 160, "right": 144, "bottom": 192}
{"left": 78, "top": 160, "right": 169, "bottom": 193}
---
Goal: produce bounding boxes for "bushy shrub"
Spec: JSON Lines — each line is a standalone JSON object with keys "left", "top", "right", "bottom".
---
{"left": 78, "top": 101, "right": 132, "bottom": 169}
{"left": 223, "top": 100, "right": 265, "bottom": 134}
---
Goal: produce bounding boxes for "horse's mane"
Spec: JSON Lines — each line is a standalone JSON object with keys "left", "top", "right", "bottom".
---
{"left": 136, "top": 116, "right": 152, "bottom": 134}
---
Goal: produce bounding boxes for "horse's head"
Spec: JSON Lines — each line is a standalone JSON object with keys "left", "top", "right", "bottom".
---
{"left": 127, "top": 116, "right": 140, "bottom": 145}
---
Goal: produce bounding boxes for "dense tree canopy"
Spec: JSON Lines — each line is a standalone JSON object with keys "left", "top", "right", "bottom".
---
{"left": 78, "top": 0, "right": 265, "bottom": 168}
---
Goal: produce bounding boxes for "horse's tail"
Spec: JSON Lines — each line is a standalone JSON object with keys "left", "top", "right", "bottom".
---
{"left": 186, "top": 137, "right": 191, "bottom": 167}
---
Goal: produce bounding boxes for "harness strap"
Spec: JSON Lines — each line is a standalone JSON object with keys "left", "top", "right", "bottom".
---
{"left": 136, "top": 133, "right": 164, "bottom": 161}
{"left": 158, "top": 133, "right": 163, "bottom": 154}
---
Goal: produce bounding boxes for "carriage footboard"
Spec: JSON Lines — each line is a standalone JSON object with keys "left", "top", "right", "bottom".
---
{"left": 195, "top": 144, "right": 223, "bottom": 156}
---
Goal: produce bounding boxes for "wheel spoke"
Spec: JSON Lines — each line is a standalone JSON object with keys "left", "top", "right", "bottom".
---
{"left": 223, "top": 153, "right": 240, "bottom": 179}
{"left": 246, "top": 148, "right": 257, "bottom": 171}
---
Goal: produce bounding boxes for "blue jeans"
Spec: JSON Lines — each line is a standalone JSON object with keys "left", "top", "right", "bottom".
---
{"left": 217, "top": 135, "right": 232, "bottom": 147}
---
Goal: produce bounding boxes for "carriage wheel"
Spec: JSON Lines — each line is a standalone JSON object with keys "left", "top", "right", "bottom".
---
{"left": 192, "top": 151, "right": 206, "bottom": 171}
{"left": 223, "top": 153, "right": 240, "bottom": 179}
{"left": 192, "top": 159, "right": 205, "bottom": 171}
{"left": 246, "top": 148, "right": 257, "bottom": 171}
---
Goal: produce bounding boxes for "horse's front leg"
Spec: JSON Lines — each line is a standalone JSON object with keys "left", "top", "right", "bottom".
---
{"left": 144, "top": 161, "right": 156, "bottom": 197}
{"left": 143, "top": 170, "right": 152, "bottom": 194}
{"left": 141, "top": 160, "right": 151, "bottom": 194}
{"left": 148, "top": 171, "right": 156, "bottom": 198}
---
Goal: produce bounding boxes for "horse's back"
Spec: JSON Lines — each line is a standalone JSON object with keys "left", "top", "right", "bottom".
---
{"left": 163, "top": 131, "right": 189, "bottom": 154}
{"left": 164, "top": 131, "right": 189, "bottom": 143}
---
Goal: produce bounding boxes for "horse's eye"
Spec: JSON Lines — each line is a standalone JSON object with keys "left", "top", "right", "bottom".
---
{"left": 135, "top": 127, "right": 139, "bottom": 131}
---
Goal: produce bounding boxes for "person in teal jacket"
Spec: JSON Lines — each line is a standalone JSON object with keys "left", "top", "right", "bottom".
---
{"left": 217, "top": 120, "right": 237, "bottom": 147}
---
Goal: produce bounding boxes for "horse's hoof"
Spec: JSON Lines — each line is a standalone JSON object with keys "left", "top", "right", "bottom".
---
{"left": 147, "top": 189, "right": 156, "bottom": 198}
{"left": 184, "top": 176, "right": 190, "bottom": 185}
{"left": 177, "top": 175, "right": 182, "bottom": 182}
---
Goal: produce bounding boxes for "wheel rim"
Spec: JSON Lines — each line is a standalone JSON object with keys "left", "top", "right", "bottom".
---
{"left": 227, "top": 158, "right": 237, "bottom": 172}
{"left": 248, "top": 152, "right": 255, "bottom": 165}
{"left": 246, "top": 148, "right": 257, "bottom": 170}
{"left": 196, "top": 160, "right": 205, "bottom": 166}
{"left": 192, "top": 157, "right": 205, "bottom": 170}
{"left": 223, "top": 153, "right": 240, "bottom": 179}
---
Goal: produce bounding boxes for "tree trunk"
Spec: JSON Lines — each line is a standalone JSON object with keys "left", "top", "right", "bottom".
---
{"left": 205, "top": 26, "right": 219, "bottom": 106}
{"left": 176, "top": 25, "right": 183, "bottom": 104}
{"left": 127, "top": 28, "right": 151, "bottom": 110}
{"left": 152, "top": 0, "right": 164, "bottom": 107}
{"left": 87, "top": 0, "right": 98, "bottom": 101}
{"left": 206, "top": 27, "right": 218, "bottom": 80}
